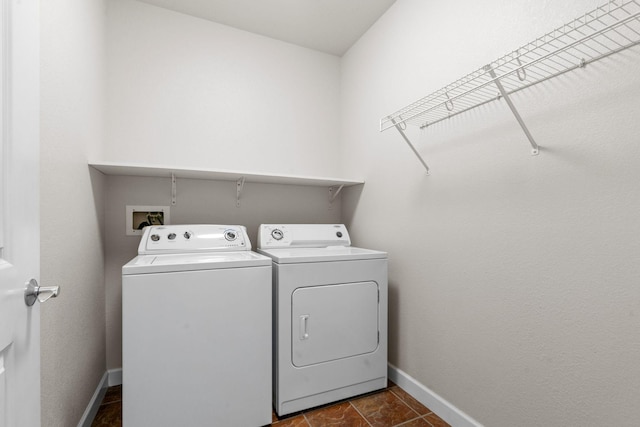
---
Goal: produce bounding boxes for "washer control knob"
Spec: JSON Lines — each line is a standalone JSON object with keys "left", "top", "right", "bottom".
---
{"left": 271, "top": 229, "right": 284, "bottom": 240}
{"left": 336, "top": 231, "right": 343, "bottom": 238}
{"left": 150, "top": 234, "right": 160, "bottom": 242}
{"left": 183, "top": 231, "right": 192, "bottom": 240}
{"left": 224, "top": 230, "right": 237, "bottom": 241}
{"left": 168, "top": 233, "right": 176, "bottom": 240}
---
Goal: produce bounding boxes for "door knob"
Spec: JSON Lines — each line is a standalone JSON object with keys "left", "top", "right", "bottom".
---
{"left": 24, "top": 278, "right": 60, "bottom": 306}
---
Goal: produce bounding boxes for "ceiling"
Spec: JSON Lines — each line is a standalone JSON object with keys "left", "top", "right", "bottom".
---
{"left": 136, "top": 0, "right": 397, "bottom": 56}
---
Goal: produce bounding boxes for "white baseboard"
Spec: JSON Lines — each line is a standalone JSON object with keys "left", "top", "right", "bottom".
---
{"left": 77, "top": 371, "right": 108, "bottom": 427}
{"left": 108, "top": 368, "right": 122, "bottom": 386}
{"left": 388, "top": 363, "right": 484, "bottom": 427}
{"left": 77, "top": 369, "right": 122, "bottom": 427}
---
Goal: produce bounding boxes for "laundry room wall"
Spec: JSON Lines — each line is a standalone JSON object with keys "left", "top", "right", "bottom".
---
{"left": 101, "top": 0, "right": 347, "bottom": 372}
{"left": 40, "top": 0, "right": 108, "bottom": 426}
{"left": 103, "top": 176, "right": 342, "bottom": 370}
{"left": 340, "top": 0, "right": 640, "bottom": 426}
{"left": 104, "top": 0, "right": 341, "bottom": 177}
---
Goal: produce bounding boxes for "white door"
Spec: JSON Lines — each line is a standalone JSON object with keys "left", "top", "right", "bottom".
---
{"left": 0, "top": 1, "right": 41, "bottom": 426}
{"left": 292, "top": 282, "right": 379, "bottom": 367}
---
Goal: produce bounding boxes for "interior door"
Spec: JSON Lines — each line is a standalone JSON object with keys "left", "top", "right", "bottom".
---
{"left": 0, "top": 1, "right": 41, "bottom": 426}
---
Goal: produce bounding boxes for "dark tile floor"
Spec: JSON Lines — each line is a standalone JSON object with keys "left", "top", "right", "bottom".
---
{"left": 91, "top": 385, "right": 122, "bottom": 426}
{"left": 91, "top": 383, "right": 450, "bottom": 427}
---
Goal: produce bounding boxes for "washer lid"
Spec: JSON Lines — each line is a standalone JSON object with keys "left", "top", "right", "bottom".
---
{"left": 257, "top": 246, "right": 386, "bottom": 264}
{"left": 122, "top": 251, "right": 271, "bottom": 275}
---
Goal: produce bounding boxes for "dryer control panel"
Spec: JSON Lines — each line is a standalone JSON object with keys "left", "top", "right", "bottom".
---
{"left": 138, "top": 224, "right": 250, "bottom": 254}
{"left": 257, "top": 224, "right": 351, "bottom": 249}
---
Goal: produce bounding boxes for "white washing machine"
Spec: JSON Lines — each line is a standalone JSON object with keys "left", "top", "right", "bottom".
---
{"left": 122, "top": 224, "right": 272, "bottom": 427}
{"left": 257, "top": 224, "right": 388, "bottom": 416}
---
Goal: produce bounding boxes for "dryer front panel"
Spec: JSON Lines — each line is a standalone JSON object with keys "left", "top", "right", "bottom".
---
{"left": 292, "top": 281, "right": 379, "bottom": 367}
{"left": 272, "top": 258, "right": 388, "bottom": 416}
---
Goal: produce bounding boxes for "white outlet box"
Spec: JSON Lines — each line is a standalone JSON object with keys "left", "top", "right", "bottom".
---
{"left": 126, "top": 205, "right": 170, "bottom": 236}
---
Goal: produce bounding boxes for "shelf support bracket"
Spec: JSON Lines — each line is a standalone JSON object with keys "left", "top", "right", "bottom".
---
{"left": 390, "top": 117, "right": 430, "bottom": 174}
{"left": 329, "top": 184, "right": 344, "bottom": 203}
{"left": 171, "top": 173, "right": 177, "bottom": 206}
{"left": 236, "top": 177, "right": 245, "bottom": 208}
{"left": 485, "top": 65, "right": 539, "bottom": 155}
{"left": 328, "top": 184, "right": 344, "bottom": 210}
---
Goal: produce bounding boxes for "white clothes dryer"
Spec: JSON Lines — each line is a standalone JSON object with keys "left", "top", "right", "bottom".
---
{"left": 122, "top": 225, "right": 272, "bottom": 427}
{"left": 257, "top": 224, "right": 388, "bottom": 416}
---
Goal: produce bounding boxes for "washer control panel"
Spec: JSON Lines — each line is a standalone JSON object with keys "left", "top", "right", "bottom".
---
{"left": 257, "top": 224, "right": 351, "bottom": 249}
{"left": 139, "top": 224, "right": 250, "bottom": 254}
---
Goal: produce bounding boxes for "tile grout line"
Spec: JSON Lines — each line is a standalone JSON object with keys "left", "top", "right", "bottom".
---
{"left": 394, "top": 414, "right": 437, "bottom": 427}
{"left": 390, "top": 390, "right": 422, "bottom": 425}
{"left": 348, "top": 401, "right": 374, "bottom": 427}
{"left": 301, "top": 411, "right": 311, "bottom": 426}
{"left": 388, "top": 387, "right": 434, "bottom": 417}
{"left": 393, "top": 415, "right": 421, "bottom": 427}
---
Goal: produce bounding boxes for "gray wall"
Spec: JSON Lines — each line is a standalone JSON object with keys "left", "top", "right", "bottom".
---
{"left": 104, "top": 176, "right": 342, "bottom": 369}
{"left": 40, "top": 0, "right": 107, "bottom": 425}
{"left": 341, "top": 0, "right": 640, "bottom": 425}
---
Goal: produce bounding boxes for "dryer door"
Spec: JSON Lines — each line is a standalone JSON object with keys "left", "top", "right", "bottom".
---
{"left": 292, "top": 281, "right": 379, "bottom": 367}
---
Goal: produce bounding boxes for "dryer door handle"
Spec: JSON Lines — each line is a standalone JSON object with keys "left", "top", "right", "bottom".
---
{"left": 299, "top": 315, "right": 310, "bottom": 340}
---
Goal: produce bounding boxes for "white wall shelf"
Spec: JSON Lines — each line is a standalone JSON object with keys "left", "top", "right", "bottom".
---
{"left": 89, "top": 161, "right": 363, "bottom": 187}
{"left": 381, "top": 0, "right": 640, "bottom": 174}
{"left": 89, "top": 161, "right": 364, "bottom": 206}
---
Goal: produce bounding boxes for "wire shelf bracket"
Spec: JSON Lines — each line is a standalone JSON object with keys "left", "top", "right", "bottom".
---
{"left": 328, "top": 184, "right": 345, "bottom": 210}
{"left": 390, "top": 117, "right": 430, "bottom": 174}
{"left": 485, "top": 65, "right": 540, "bottom": 155}
{"left": 171, "top": 173, "right": 177, "bottom": 206}
{"left": 236, "top": 177, "right": 245, "bottom": 207}
{"left": 381, "top": 0, "right": 640, "bottom": 172}
{"left": 329, "top": 184, "right": 344, "bottom": 203}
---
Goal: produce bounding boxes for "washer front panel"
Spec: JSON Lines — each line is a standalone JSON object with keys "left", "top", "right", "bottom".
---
{"left": 123, "top": 266, "right": 272, "bottom": 426}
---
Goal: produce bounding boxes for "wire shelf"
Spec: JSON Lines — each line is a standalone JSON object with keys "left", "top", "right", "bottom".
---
{"left": 380, "top": 0, "right": 640, "bottom": 132}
